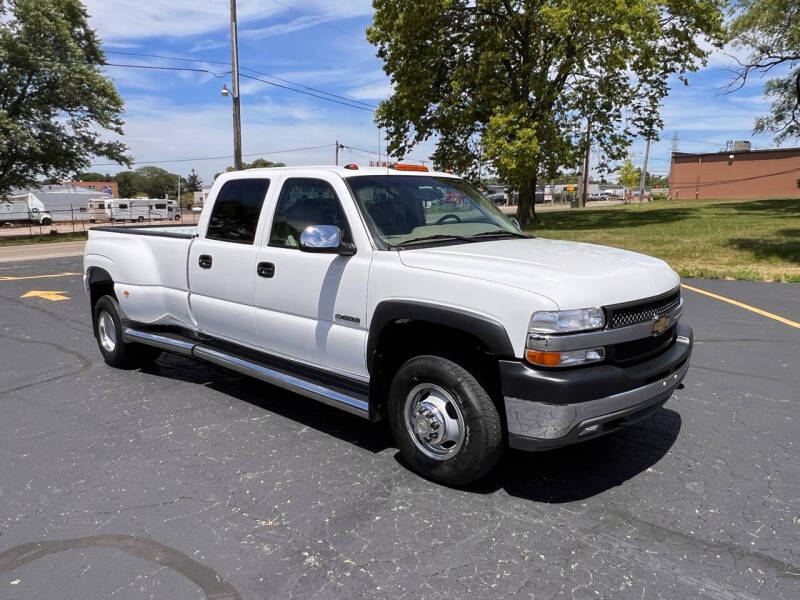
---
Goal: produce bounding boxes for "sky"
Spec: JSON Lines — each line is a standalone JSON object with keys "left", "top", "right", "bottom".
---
{"left": 81, "top": 0, "right": 783, "bottom": 186}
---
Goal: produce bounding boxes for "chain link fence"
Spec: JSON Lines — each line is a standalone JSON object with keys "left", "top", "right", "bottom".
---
{"left": 0, "top": 204, "right": 202, "bottom": 240}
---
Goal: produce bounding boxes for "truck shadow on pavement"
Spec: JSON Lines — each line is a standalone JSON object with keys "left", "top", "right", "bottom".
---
{"left": 143, "top": 355, "right": 681, "bottom": 502}
{"left": 472, "top": 408, "right": 682, "bottom": 502}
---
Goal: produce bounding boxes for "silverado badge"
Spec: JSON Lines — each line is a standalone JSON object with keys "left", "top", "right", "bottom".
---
{"left": 651, "top": 315, "right": 669, "bottom": 335}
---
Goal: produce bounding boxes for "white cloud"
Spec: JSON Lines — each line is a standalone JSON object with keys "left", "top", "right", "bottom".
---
{"left": 347, "top": 81, "right": 393, "bottom": 100}
{"left": 83, "top": 0, "right": 373, "bottom": 42}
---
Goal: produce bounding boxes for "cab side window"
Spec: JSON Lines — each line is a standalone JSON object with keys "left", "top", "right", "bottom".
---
{"left": 269, "top": 178, "right": 350, "bottom": 248}
{"left": 206, "top": 179, "right": 270, "bottom": 244}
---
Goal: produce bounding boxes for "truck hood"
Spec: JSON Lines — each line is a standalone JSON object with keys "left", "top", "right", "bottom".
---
{"left": 397, "top": 238, "right": 680, "bottom": 309}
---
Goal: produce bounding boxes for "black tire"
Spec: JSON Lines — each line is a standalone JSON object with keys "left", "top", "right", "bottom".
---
{"left": 41, "top": 217, "right": 52, "bottom": 225}
{"left": 387, "top": 355, "right": 503, "bottom": 486}
{"left": 93, "top": 295, "right": 161, "bottom": 368}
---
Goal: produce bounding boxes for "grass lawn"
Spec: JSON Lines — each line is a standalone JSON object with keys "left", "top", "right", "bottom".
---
{"left": 0, "top": 232, "right": 88, "bottom": 246}
{"left": 527, "top": 197, "right": 800, "bottom": 282}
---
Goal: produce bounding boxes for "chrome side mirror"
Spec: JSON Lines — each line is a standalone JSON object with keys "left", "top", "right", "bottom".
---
{"left": 299, "top": 225, "right": 355, "bottom": 255}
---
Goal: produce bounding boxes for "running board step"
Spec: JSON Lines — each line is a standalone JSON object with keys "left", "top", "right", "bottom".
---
{"left": 123, "top": 327, "right": 370, "bottom": 419}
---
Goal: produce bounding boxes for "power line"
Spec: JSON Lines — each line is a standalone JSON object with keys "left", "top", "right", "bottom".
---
{"left": 103, "top": 62, "right": 230, "bottom": 78}
{"left": 239, "top": 73, "right": 374, "bottom": 112}
{"left": 105, "top": 50, "right": 377, "bottom": 109}
{"left": 90, "top": 144, "right": 336, "bottom": 167}
{"left": 340, "top": 142, "right": 430, "bottom": 165}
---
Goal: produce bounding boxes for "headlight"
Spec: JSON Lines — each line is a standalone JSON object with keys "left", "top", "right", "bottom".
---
{"left": 529, "top": 307, "right": 605, "bottom": 334}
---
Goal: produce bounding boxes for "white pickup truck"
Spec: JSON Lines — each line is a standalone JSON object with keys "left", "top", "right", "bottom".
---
{"left": 84, "top": 165, "right": 692, "bottom": 485}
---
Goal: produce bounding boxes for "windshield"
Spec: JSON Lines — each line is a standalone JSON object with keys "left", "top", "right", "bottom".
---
{"left": 346, "top": 175, "right": 523, "bottom": 248}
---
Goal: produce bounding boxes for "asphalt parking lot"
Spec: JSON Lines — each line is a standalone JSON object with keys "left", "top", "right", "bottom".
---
{"left": 1, "top": 256, "right": 798, "bottom": 599}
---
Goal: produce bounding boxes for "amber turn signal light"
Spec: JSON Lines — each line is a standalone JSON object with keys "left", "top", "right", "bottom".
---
{"left": 525, "top": 350, "right": 562, "bottom": 366}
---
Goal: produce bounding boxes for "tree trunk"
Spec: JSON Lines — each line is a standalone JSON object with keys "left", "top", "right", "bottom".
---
{"left": 515, "top": 173, "right": 538, "bottom": 227}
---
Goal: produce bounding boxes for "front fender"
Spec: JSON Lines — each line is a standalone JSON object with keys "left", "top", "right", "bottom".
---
{"left": 366, "top": 299, "right": 515, "bottom": 373}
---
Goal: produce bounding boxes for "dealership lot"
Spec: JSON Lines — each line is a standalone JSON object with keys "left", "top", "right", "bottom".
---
{"left": 0, "top": 256, "right": 798, "bottom": 599}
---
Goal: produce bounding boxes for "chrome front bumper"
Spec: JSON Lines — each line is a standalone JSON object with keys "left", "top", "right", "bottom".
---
{"left": 504, "top": 328, "right": 692, "bottom": 451}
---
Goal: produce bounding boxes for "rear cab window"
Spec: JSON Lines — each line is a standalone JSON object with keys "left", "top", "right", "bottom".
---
{"left": 206, "top": 179, "right": 271, "bottom": 244}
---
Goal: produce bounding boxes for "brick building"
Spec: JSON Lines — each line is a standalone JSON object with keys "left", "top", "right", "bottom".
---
{"left": 66, "top": 180, "right": 119, "bottom": 198}
{"left": 669, "top": 147, "right": 800, "bottom": 200}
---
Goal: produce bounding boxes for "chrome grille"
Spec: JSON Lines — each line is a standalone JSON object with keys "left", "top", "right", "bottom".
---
{"left": 607, "top": 290, "right": 681, "bottom": 329}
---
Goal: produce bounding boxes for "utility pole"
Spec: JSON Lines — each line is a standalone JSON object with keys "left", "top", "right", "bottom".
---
{"left": 579, "top": 119, "right": 591, "bottom": 207}
{"left": 229, "top": 0, "right": 243, "bottom": 170}
{"left": 639, "top": 137, "right": 651, "bottom": 201}
{"left": 335, "top": 140, "right": 346, "bottom": 166}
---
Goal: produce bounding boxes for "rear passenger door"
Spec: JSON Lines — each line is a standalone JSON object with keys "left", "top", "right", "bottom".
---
{"left": 253, "top": 175, "right": 371, "bottom": 379}
{"left": 188, "top": 178, "right": 270, "bottom": 348}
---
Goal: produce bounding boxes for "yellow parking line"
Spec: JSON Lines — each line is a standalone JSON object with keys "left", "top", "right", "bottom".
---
{"left": 681, "top": 283, "right": 800, "bottom": 329}
{"left": 0, "top": 272, "right": 81, "bottom": 282}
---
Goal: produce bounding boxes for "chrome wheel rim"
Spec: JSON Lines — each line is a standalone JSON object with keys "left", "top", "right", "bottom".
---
{"left": 98, "top": 311, "right": 117, "bottom": 353}
{"left": 404, "top": 383, "right": 465, "bottom": 460}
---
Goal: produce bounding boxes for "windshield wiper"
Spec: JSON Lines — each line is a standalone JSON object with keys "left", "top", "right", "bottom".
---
{"left": 470, "top": 229, "right": 532, "bottom": 239}
{"left": 390, "top": 234, "right": 477, "bottom": 248}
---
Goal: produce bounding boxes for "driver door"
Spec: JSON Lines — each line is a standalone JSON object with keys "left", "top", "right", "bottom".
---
{"left": 253, "top": 175, "right": 371, "bottom": 379}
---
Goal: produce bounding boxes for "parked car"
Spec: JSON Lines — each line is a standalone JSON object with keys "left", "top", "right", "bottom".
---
{"left": 486, "top": 192, "right": 506, "bottom": 205}
{"left": 84, "top": 164, "right": 692, "bottom": 485}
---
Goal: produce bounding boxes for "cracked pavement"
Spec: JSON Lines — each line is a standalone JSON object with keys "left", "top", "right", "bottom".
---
{"left": 0, "top": 257, "right": 798, "bottom": 599}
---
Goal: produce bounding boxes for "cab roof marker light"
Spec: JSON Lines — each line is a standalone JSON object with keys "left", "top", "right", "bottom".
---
{"left": 344, "top": 163, "right": 359, "bottom": 170}
{"left": 389, "top": 163, "right": 429, "bottom": 172}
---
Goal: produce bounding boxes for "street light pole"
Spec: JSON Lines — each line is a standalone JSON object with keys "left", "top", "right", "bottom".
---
{"left": 229, "top": 0, "right": 243, "bottom": 170}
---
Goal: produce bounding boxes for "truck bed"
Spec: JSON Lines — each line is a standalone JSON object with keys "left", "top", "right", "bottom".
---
{"left": 85, "top": 224, "right": 198, "bottom": 329}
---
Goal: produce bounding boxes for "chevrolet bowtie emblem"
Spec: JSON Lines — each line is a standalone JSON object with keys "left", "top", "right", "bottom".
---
{"left": 651, "top": 315, "right": 669, "bottom": 335}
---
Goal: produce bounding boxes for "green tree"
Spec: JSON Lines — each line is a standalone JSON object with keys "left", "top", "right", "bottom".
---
{"left": 74, "top": 172, "right": 114, "bottom": 181}
{"left": 214, "top": 158, "right": 285, "bottom": 180}
{"left": 0, "top": 0, "right": 130, "bottom": 197}
{"left": 114, "top": 170, "right": 138, "bottom": 198}
{"left": 368, "top": 0, "right": 724, "bottom": 225}
{"left": 184, "top": 169, "right": 203, "bottom": 193}
{"left": 729, "top": 0, "right": 800, "bottom": 144}
{"left": 618, "top": 159, "right": 640, "bottom": 190}
{"left": 113, "top": 166, "right": 185, "bottom": 199}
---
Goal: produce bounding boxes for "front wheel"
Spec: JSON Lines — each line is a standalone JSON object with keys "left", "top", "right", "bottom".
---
{"left": 93, "top": 295, "right": 160, "bottom": 368}
{"left": 388, "top": 355, "right": 503, "bottom": 486}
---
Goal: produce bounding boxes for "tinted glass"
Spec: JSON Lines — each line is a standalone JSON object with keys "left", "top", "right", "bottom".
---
{"left": 346, "top": 175, "right": 518, "bottom": 247}
{"left": 118, "top": 203, "right": 128, "bottom": 209}
{"left": 269, "top": 178, "right": 350, "bottom": 248}
{"left": 155, "top": 203, "right": 166, "bottom": 209}
{"left": 206, "top": 179, "right": 270, "bottom": 244}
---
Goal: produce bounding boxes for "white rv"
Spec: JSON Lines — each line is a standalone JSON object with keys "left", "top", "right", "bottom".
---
{"left": 0, "top": 194, "right": 53, "bottom": 225}
{"left": 106, "top": 199, "right": 181, "bottom": 222}
{"left": 88, "top": 198, "right": 110, "bottom": 222}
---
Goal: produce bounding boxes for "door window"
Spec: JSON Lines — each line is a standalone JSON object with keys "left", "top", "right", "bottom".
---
{"left": 206, "top": 179, "right": 270, "bottom": 244}
{"left": 269, "top": 178, "right": 350, "bottom": 248}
